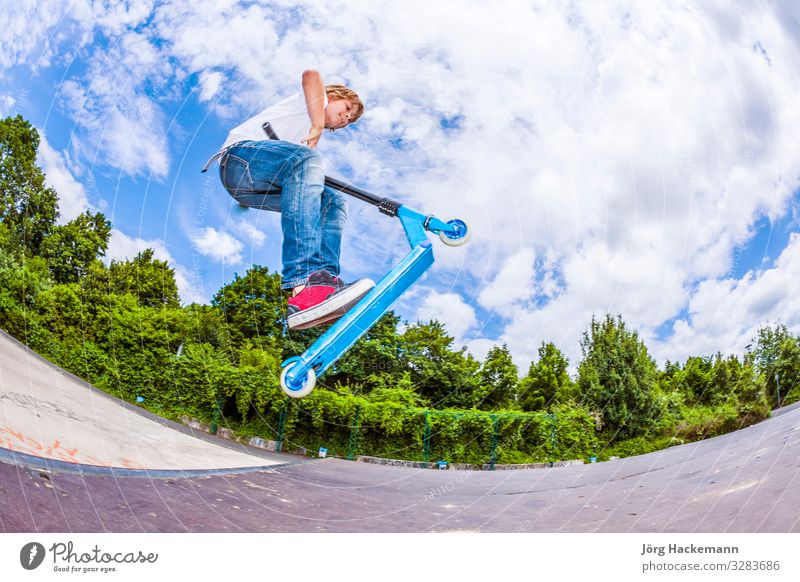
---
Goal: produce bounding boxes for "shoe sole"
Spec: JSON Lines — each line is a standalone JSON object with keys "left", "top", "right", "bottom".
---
{"left": 288, "top": 279, "right": 375, "bottom": 331}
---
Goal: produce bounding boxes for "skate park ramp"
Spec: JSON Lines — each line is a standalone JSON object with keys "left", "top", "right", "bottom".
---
{"left": 1, "top": 327, "right": 799, "bottom": 533}
{"left": 0, "top": 329, "right": 287, "bottom": 473}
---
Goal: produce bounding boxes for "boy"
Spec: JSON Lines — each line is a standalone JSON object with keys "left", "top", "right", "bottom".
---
{"left": 204, "top": 70, "right": 374, "bottom": 330}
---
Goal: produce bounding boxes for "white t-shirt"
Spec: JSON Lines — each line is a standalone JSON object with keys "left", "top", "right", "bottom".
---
{"left": 202, "top": 91, "right": 327, "bottom": 171}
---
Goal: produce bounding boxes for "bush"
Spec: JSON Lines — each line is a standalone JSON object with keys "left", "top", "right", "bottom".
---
{"left": 671, "top": 402, "right": 742, "bottom": 441}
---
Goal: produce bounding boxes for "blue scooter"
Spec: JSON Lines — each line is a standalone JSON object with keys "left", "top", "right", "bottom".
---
{"left": 256, "top": 123, "right": 470, "bottom": 397}
{"left": 280, "top": 174, "right": 470, "bottom": 397}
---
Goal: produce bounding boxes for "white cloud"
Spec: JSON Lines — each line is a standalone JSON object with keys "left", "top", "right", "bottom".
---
{"left": 58, "top": 38, "right": 172, "bottom": 180}
{"left": 0, "top": 4, "right": 174, "bottom": 179}
{"left": 0, "top": 0, "right": 70, "bottom": 69}
{"left": 190, "top": 226, "right": 244, "bottom": 265}
{"left": 35, "top": 129, "right": 91, "bottom": 222}
{"left": 0, "top": 94, "right": 16, "bottom": 116}
{"left": 107, "top": 229, "right": 171, "bottom": 264}
{"left": 478, "top": 247, "right": 537, "bottom": 318}
{"left": 653, "top": 232, "right": 800, "bottom": 364}
{"left": 413, "top": 290, "right": 477, "bottom": 346}
{"left": 89, "top": 0, "right": 155, "bottom": 35}
{"left": 198, "top": 70, "right": 225, "bottom": 103}
{"left": 500, "top": 239, "right": 690, "bottom": 366}
{"left": 233, "top": 218, "right": 268, "bottom": 248}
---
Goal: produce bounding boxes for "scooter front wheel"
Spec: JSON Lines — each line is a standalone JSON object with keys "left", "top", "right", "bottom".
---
{"left": 280, "top": 361, "right": 316, "bottom": 398}
{"left": 439, "top": 219, "right": 470, "bottom": 247}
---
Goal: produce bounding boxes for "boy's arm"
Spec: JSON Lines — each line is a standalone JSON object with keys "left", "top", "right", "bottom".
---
{"left": 301, "top": 69, "right": 326, "bottom": 148}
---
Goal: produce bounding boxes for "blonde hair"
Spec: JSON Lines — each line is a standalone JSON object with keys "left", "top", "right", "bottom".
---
{"left": 325, "top": 84, "right": 365, "bottom": 124}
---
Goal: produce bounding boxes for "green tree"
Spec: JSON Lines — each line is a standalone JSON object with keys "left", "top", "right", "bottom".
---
{"left": 731, "top": 357, "right": 769, "bottom": 418}
{"left": 477, "top": 344, "right": 518, "bottom": 410}
{"left": 40, "top": 211, "right": 111, "bottom": 283}
{"left": 0, "top": 115, "right": 59, "bottom": 256}
{"left": 751, "top": 324, "right": 800, "bottom": 407}
{"left": 211, "top": 265, "right": 285, "bottom": 349}
{"left": 109, "top": 248, "right": 180, "bottom": 308}
{"left": 518, "top": 342, "right": 573, "bottom": 411}
{"left": 399, "top": 320, "right": 481, "bottom": 409}
{"left": 770, "top": 338, "right": 800, "bottom": 406}
{"left": 680, "top": 356, "right": 713, "bottom": 404}
{"left": 577, "top": 315, "right": 663, "bottom": 440}
{"left": 183, "top": 303, "right": 231, "bottom": 350}
{"left": 709, "top": 353, "right": 742, "bottom": 404}
{"left": 752, "top": 324, "right": 792, "bottom": 373}
{"left": 236, "top": 341, "right": 283, "bottom": 417}
{"left": 0, "top": 247, "right": 52, "bottom": 340}
{"left": 367, "top": 372, "right": 426, "bottom": 407}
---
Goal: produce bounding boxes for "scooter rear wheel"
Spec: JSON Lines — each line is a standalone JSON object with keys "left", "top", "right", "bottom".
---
{"left": 280, "top": 361, "right": 316, "bottom": 398}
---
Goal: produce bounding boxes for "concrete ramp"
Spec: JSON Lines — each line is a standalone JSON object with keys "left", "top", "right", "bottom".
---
{"left": 0, "top": 329, "right": 284, "bottom": 472}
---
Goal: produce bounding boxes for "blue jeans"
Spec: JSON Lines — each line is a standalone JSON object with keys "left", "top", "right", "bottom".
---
{"left": 219, "top": 140, "right": 347, "bottom": 289}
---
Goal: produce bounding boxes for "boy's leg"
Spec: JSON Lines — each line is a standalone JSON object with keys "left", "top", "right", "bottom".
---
{"left": 317, "top": 184, "right": 348, "bottom": 277}
{"left": 277, "top": 149, "right": 327, "bottom": 289}
{"left": 220, "top": 140, "right": 327, "bottom": 289}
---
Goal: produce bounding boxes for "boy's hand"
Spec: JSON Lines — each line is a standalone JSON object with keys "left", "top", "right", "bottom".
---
{"left": 302, "top": 125, "right": 324, "bottom": 149}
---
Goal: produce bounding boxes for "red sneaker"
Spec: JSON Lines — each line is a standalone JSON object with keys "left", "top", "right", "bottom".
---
{"left": 287, "top": 270, "right": 375, "bottom": 330}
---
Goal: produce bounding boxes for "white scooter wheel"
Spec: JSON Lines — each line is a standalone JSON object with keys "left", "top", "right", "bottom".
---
{"left": 439, "top": 219, "right": 471, "bottom": 247}
{"left": 280, "top": 361, "right": 316, "bottom": 398}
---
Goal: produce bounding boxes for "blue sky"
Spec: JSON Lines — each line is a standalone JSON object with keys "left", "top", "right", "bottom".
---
{"left": 2, "top": 0, "right": 799, "bottom": 371}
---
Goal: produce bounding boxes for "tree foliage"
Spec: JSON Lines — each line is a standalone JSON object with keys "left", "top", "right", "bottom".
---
{"left": 41, "top": 211, "right": 111, "bottom": 284}
{"left": 477, "top": 344, "right": 518, "bottom": 410}
{"left": 399, "top": 320, "right": 481, "bottom": 409}
{"left": 109, "top": 248, "right": 180, "bottom": 308}
{"left": 211, "top": 265, "right": 285, "bottom": 350}
{"left": 577, "top": 315, "right": 663, "bottom": 440}
{"left": 518, "top": 342, "right": 572, "bottom": 412}
{"left": 0, "top": 115, "right": 59, "bottom": 256}
{"left": 752, "top": 323, "right": 800, "bottom": 406}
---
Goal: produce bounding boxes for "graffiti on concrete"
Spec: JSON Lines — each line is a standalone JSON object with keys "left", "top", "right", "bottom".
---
{"left": 0, "top": 425, "right": 146, "bottom": 469}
